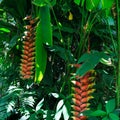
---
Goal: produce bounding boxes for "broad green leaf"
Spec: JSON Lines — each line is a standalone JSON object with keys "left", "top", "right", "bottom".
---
{"left": 86, "top": 0, "right": 100, "bottom": 11}
{"left": 109, "top": 113, "right": 119, "bottom": 120}
{"left": 105, "top": 99, "right": 115, "bottom": 113}
{"left": 77, "top": 51, "right": 108, "bottom": 76}
{"left": 36, "top": 98, "right": 44, "bottom": 111}
{"left": 35, "top": 5, "right": 52, "bottom": 83}
{"left": 74, "top": 0, "right": 81, "bottom": 5}
{"left": 90, "top": 110, "right": 107, "bottom": 116}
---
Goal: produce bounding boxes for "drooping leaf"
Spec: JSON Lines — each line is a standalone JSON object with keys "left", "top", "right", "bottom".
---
{"left": 35, "top": 5, "right": 52, "bottom": 83}
{"left": 77, "top": 51, "right": 108, "bottom": 76}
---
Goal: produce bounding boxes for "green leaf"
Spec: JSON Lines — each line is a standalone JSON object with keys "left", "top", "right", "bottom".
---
{"left": 81, "top": 0, "right": 85, "bottom": 6}
{"left": 35, "top": 5, "right": 52, "bottom": 83}
{"left": 109, "top": 113, "right": 119, "bottom": 120}
{"left": 1, "top": 0, "right": 27, "bottom": 18}
{"left": 74, "top": 0, "right": 81, "bottom": 5}
{"left": 48, "top": 45, "right": 75, "bottom": 63}
{"left": 105, "top": 99, "right": 115, "bottom": 113}
{"left": 36, "top": 98, "right": 44, "bottom": 111}
{"left": 77, "top": 51, "right": 108, "bottom": 76}
{"left": 86, "top": 0, "right": 100, "bottom": 11}
{"left": 9, "top": 35, "right": 19, "bottom": 48}
{"left": 0, "top": 28, "right": 10, "bottom": 33}
{"left": 90, "top": 110, "right": 106, "bottom": 117}
{"left": 32, "top": 0, "right": 46, "bottom": 7}
{"left": 50, "top": 0, "right": 56, "bottom": 6}
{"left": 102, "top": 116, "right": 108, "bottom": 120}
{"left": 101, "top": 0, "right": 114, "bottom": 9}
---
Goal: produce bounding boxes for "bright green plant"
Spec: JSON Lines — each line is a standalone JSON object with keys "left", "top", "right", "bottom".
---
{"left": 0, "top": 0, "right": 119, "bottom": 120}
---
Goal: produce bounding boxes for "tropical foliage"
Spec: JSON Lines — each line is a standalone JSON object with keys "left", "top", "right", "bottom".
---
{"left": 0, "top": 0, "right": 119, "bottom": 120}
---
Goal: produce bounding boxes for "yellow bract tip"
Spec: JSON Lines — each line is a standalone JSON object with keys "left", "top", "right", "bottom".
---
{"left": 68, "top": 12, "right": 73, "bottom": 20}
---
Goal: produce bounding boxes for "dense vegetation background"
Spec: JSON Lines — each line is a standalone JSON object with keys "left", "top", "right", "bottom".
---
{"left": 0, "top": 0, "right": 120, "bottom": 120}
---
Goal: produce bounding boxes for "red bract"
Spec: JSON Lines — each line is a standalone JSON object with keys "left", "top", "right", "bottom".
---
{"left": 71, "top": 64, "right": 95, "bottom": 120}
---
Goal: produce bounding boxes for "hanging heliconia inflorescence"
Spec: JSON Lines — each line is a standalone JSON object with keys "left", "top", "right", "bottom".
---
{"left": 20, "top": 5, "right": 52, "bottom": 83}
{"left": 71, "top": 64, "right": 96, "bottom": 120}
{"left": 20, "top": 16, "right": 37, "bottom": 79}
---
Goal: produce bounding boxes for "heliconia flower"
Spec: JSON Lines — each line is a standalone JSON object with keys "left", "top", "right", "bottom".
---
{"left": 71, "top": 64, "right": 96, "bottom": 120}
{"left": 20, "top": 15, "right": 37, "bottom": 80}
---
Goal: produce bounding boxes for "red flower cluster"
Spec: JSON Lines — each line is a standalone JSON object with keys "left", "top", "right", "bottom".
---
{"left": 20, "top": 16, "right": 37, "bottom": 79}
{"left": 71, "top": 64, "right": 95, "bottom": 120}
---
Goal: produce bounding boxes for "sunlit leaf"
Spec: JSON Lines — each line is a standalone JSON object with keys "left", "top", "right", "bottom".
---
{"left": 36, "top": 98, "right": 44, "bottom": 111}
{"left": 0, "top": 28, "right": 10, "bottom": 33}
{"left": 62, "top": 105, "right": 69, "bottom": 120}
{"left": 51, "top": 93, "right": 59, "bottom": 98}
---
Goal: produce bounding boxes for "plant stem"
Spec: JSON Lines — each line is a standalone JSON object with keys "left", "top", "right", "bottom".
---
{"left": 116, "top": 0, "right": 120, "bottom": 107}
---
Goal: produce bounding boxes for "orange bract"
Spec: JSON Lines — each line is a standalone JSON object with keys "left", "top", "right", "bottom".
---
{"left": 20, "top": 15, "right": 36, "bottom": 80}
{"left": 71, "top": 64, "right": 96, "bottom": 120}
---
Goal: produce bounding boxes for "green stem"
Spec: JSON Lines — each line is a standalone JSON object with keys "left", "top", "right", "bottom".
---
{"left": 116, "top": 0, "right": 120, "bottom": 107}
